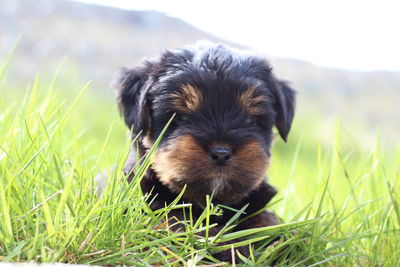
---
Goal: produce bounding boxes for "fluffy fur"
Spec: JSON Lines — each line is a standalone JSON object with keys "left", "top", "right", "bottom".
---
{"left": 116, "top": 42, "right": 296, "bottom": 260}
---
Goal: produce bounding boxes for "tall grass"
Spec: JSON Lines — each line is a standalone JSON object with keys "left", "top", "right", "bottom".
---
{"left": 0, "top": 58, "right": 399, "bottom": 266}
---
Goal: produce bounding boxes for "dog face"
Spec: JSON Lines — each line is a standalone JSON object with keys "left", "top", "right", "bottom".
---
{"left": 116, "top": 43, "right": 295, "bottom": 204}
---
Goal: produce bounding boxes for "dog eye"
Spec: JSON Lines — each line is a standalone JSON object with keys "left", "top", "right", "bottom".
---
{"left": 174, "top": 114, "right": 187, "bottom": 124}
{"left": 246, "top": 117, "right": 258, "bottom": 126}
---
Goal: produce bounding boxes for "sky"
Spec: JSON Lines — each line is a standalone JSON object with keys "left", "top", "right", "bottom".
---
{"left": 79, "top": 0, "right": 400, "bottom": 71}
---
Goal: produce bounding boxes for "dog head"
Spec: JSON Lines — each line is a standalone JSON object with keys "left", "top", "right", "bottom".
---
{"left": 116, "top": 43, "right": 295, "bottom": 204}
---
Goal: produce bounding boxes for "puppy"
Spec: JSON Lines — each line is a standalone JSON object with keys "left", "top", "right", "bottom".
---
{"left": 116, "top": 42, "right": 295, "bottom": 258}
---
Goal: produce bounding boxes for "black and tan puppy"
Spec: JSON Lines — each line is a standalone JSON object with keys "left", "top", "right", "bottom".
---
{"left": 116, "top": 42, "right": 295, "bottom": 256}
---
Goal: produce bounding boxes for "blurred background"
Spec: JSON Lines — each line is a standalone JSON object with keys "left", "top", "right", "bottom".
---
{"left": 1, "top": 0, "right": 399, "bottom": 147}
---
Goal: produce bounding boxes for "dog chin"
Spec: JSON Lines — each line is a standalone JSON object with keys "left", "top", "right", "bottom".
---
{"left": 166, "top": 170, "right": 263, "bottom": 204}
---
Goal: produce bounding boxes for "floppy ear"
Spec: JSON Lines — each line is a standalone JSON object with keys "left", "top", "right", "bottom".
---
{"left": 272, "top": 79, "right": 296, "bottom": 142}
{"left": 115, "top": 64, "right": 152, "bottom": 137}
{"left": 248, "top": 58, "right": 296, "bottom": 142}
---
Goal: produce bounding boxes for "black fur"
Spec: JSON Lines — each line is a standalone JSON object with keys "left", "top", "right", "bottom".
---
{"left": 115, "top": 42, "right": 296, "bottom": 261}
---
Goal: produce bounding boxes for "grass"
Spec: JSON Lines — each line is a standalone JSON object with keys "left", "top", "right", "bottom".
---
{"left": 0, "top": 57, "right": 399, "bottom": 266}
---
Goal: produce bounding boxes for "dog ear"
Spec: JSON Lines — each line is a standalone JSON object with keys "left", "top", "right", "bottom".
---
{"left": 249, "top": 58, "right": 296, "bottom": 142}
{"left": 272, "top": 79, "right": 296, "bottom": 142}
{"left": 115, "top": 64, "right": 152, "bottom": 137}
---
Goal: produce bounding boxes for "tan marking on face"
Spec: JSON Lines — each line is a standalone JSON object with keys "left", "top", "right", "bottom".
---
{"left": 142, "top": 134, "right": 154, "bottom": 149}
{"left": 232, "top": 140, "right": 270, "bottom": 185}
{"left": 171, "top": 84, "right": 203, "bottom": 113}
{"left": 152, "top": 135, "right": 270, "bottom": 202}
{"left": 153, "top": 135, "right": 209, "bottom": 189}
{"left": 239, "top": 84, "right": 267, "bottom": 115}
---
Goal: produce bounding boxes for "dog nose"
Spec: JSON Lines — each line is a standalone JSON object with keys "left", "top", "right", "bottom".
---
{"left": 210, "top": 146, "right": 232, "bottom": 164}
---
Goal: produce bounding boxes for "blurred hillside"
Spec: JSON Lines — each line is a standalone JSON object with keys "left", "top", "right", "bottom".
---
{"left": 0, "top": 0, "right": 225, "bottom": 87}
{"left": 1, "top": 0, "right": 399, "bottom": 143}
